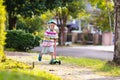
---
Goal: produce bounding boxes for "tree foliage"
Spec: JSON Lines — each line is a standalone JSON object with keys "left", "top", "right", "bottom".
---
{"left": 40, "top": 10, "right": 54, "bottom": 24}
{"left": 67, "top": 0, "right": 85, "bottom": 18}
{"left": 88, "top": 0, "right": 114, "bottom": 32}
{"left": 4, "top": 0, "right": 47, "bottom": 30}
{"left": 4, "top": 0, "right": 74, "bottom": 30}
{"left": 17, "top": 16, "right": 43, "bottom": 33}
{"left": 0, "top": 0, "right": 6, "bottom": 62}
{"left": 45, "top": 0, "right": 73, "bottom": 10}
{"left": 4, "top": 0, "right": 46, "bottom": 17}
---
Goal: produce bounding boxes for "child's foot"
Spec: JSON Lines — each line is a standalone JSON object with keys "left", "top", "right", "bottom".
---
{"left": 49, "top": 59, "right": 55, "bottom": 64}
{"left": 38, "top": 54, "right": 42, "bottom": 61}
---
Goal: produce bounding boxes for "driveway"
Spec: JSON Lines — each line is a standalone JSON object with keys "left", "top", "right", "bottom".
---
{"left": 32, "top": 45, "right": 114, "bottom": 61}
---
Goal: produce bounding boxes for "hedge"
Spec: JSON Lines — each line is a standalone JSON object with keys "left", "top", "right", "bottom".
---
{"left": 0, "top": 0, "right": 6, "bottom": 62}
{"left": 5, "top": 30, "right": 41, "bottom": 51}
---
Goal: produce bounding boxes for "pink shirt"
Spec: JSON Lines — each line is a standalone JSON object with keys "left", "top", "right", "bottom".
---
{"left": 42, "top": 29, "right": 58, "bottom": 47}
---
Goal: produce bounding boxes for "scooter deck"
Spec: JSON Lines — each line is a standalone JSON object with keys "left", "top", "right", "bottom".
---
{"left": 50, "top": 59, "right": 61, "bottom": 65}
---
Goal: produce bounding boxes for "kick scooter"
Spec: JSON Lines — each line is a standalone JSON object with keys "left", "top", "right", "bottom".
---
{"left": 49, "top": 39, "right": 61, "bottom": 65}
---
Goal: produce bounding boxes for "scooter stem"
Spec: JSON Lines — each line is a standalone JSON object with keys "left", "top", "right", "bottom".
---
{"left": 54, "top": 39, "right": 56, "bottom": 59}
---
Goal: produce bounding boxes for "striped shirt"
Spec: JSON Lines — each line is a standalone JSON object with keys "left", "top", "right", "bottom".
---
{"left": 42, "top": 29, "right": 58, "bottom": 47}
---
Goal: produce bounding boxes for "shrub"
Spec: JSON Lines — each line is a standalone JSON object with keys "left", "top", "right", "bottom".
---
{"left": 5, "top": 30, "right": 41, "bottom": 51}
{"left": 0, "top": 0, "right": 6, "bottom": 62}
{"left": 34, "top": 35, "right": 41, "bottom": 47}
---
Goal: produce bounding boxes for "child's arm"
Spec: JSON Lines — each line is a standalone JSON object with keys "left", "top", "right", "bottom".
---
{"left": 44, "top": 31, "right": 51, "bottom": 40}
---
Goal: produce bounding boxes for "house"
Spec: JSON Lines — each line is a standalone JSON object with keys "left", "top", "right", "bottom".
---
{"left": 66, "top": 3, "right": 113, "bottom": 45}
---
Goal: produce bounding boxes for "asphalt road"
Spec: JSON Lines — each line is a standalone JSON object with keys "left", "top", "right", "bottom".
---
{"left": 32, "top": 45, "right": 114, "bottom": 61}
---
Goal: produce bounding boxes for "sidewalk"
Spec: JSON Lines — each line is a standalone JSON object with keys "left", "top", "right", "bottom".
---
{"left": 71, "top": 45, "right": 114, "bottom": 52}
{"left": 32, "top": 45, "right": 114, "bottom": 60}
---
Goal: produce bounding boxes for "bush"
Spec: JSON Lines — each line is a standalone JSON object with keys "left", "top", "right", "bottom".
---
{"left": 5, "top": 30, "right": 41, "bottom": 51}
{"left": 0, "top": 0, "right": 6, "bottom": 62}
{"left": 34, "top": 35, "right": 41, "bottom": 47}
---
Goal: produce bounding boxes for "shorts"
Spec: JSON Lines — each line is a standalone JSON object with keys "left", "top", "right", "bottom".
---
{"left": 41, "top": 46, "right": 54, "bottom": 54}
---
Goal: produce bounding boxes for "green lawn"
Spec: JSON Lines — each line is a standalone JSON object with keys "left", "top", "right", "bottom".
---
{"left": 59, "top": 56, "right": 120, "bottom": 76}
{"left": 0, "top": 69, "right": 61, "bottom": 80}
{"left": 0, "top": 59, "right": 61, "bottom": 80}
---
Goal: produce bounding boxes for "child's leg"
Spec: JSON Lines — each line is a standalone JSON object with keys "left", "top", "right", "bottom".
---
{"left": 49, "top": 52, "right": 55, "bottom": 64}
{"left": 39, "top": 46, "right": 46, "bottom": 61}
{"left": 49, "top": 46, "right": 55, "bottom": 63}
{"left": 49, "top": 52, "right": 54, "bottom": 60}
{"left": 38, "top": 53, "right": 43, "bottom": 61}
{"left": 39, "top": 53, "right": 43, "bottom": 57}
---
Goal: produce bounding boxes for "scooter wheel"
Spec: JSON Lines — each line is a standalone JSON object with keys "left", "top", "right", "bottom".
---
{"left": 59, "top": 60, "right": 61, "bottom": 65}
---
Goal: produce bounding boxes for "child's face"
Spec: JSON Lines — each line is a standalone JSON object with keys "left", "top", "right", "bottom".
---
{"left": 49, "top": 23, "right": 55, "bottom": 31}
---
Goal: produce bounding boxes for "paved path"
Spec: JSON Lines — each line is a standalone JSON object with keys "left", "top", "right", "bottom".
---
{"left": 32, "top": 45, "right": 114, "bottom": 61}
{"left": 6, "top": 45, "right": 120, "bottom": 80}
{"left": 6, "top": 51, "right": 120, "bottom": 80}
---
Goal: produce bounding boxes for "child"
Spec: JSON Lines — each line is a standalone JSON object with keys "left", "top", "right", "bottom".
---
{"left": 38, "top": 19, "right": 58, "bottom": 63}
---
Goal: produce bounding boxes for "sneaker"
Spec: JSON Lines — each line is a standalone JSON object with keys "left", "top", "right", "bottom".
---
{"left": 49, "top": 59, "right": 54, "bottom": 64}
{"left": 38, "top": 54, "right": 42, "bottom": 61}
{"left": 49, "top": 59, "right": 56, "bottom": 64}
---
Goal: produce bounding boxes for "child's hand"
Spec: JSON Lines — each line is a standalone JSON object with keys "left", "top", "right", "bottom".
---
{"left": 45, "top": 36, "right": 51, "bottom": 39}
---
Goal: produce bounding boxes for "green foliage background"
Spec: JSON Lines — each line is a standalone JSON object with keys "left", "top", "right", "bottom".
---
{"left": 16, "top": 16, "right": 44, "bottom": 33}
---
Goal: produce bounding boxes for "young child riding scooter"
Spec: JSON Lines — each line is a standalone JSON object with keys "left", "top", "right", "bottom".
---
{"left": 38, "top": 19, "right": 58, "bottom": 64}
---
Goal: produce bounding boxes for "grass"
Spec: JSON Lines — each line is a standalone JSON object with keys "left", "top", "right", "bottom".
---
{"left": 0, "top": 69, "right": 61, "bottom": 80}
{"left": 59, "top": 56, "right": 120, "bottom": 76}
{"left": 0, "top": 58, "right": 61, "bottom": 80}
{"left": 5, "top": 48, "right": 16, "bottom": 51}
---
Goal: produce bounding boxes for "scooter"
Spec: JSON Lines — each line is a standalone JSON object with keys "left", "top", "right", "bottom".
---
{"left": 49, "top": 39, "right": 61, "bottom": 65}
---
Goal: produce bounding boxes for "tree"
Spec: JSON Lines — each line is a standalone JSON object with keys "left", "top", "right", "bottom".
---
{"left": 40, "top": 10, "right": 54, "bottom": 24}
{"left": 67, "top": 0, "right": 85, "bottom": 18}
{"left": 89, "top": 0, "right": 114, "bottom": 32}
{"left": 45, "top": 0, "right": 73, "bottom": 9}
{"left": 113, "top": 0, "right": 120, "bottom": 65}
{"left": 54, "top": 7, "right": 69, "bottom": 45}
{"left": 4, "top": 0, "right": 73, "bottom": 30}
{"left": 17, "top": 16, "right": 43, "bottom": 33}
{"left": 0, "top": 0, "right": 6, "bottom": 62}
{"left": 4, "top": 0, "right": 46, "bottom": 30}
{"left": 54, "top": 0, "right": 86, "bottom": 45}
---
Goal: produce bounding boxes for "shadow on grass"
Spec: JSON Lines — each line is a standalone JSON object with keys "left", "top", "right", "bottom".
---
{"left": 97, "top": 61, "right": 120, "bottom": 76}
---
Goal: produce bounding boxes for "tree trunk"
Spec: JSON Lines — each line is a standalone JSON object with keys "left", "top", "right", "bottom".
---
{"left": 8, "top": 14, "right": 17, "bottom": 30}
{"left": 56, "top": 18, "right": 66, "bottom": 46}
{"left": 58, "top": 26, "right": 62, "bottom": 45}
{"left": 113, "top": 0, "right": 120, "bottom": 65}
{"left": 61, "top": 25, "right": 65, "bottom": 45}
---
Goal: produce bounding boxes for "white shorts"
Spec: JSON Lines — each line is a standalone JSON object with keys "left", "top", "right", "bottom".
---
{"left": 41, "top": 46, "right": 54, "bottom": 54}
